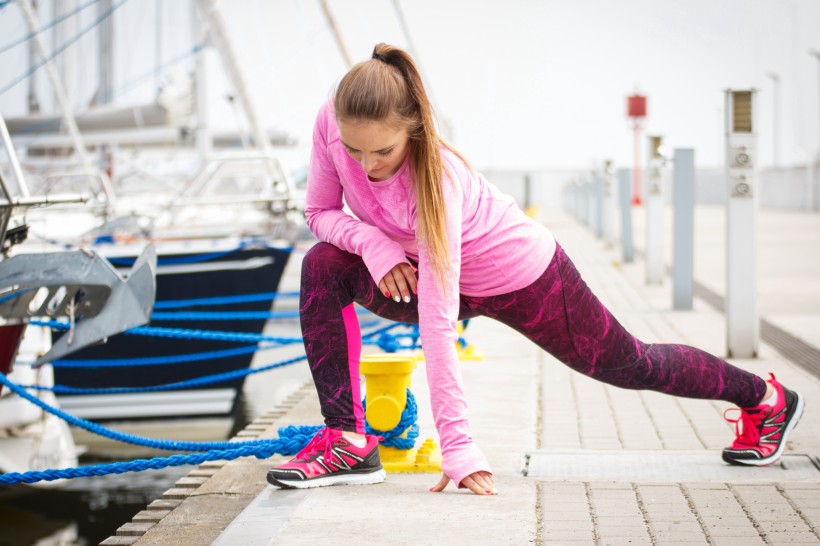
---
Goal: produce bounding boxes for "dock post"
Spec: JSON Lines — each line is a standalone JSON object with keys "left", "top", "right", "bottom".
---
{"left": 618, "top": 168, "right": 634, "bottom": 263}
{"left": 672, "top": 148, "right": 695, "bottom": 310}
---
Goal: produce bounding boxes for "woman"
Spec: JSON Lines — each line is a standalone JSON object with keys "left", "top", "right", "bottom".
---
{"left": 266, "top": 44, "right": 804, "bottom": 496}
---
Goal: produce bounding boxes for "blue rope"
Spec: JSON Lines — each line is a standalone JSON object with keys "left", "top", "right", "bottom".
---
{"left": 0, "top": 287, "right": 34, "bottom": 305}
{"left": 154, "top": 291, "right": 299, "bottom": 310}
{"left": 0, "top": 379, "right": 421, "bottom": 484}
{"left": 51, "top": 343, "right": 277, "bottom": 368}
{"left": 0, "top": 370, "right": 298, "bottom": 452}
{"left": 0, "top": 424, "right": 323, "bottom": 485}
{"left": 25, "top": 353, "right": 309, "bottom": 394}
{"left": 363, "top": 389, "right": 419, "bottom": 450}
{"left": 151, "top": 310, "right": 300, "bottom": 321}
{"left": 32, "top": 319, "right": 303, "bottom": 345}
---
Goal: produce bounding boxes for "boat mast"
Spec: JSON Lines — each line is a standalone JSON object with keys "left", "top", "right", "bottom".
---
{"left": 195, "top": 0, "right": 269, "bottom": 154}
{"left": 96, "top": 0, "right": 114, "bottom": 106}
{"left": 193, "top": 0, "right": 212, "bottom": 160}
{"left": 319, "top": 0, "right": 352, "bottom": 69}
{"left": 26, "top": 1, "right": 40, "bottom": 114}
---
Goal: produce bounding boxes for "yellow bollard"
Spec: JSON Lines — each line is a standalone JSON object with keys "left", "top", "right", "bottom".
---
{"left": 360, "top": 353, "right": 442, "bottom": 473}
{"left": 455, "top": 321, "right": 483, "bottom": 361}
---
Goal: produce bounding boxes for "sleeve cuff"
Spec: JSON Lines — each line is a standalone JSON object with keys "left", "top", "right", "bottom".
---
{"left": 440, "top": 441, "right": 492, "bottom": 489}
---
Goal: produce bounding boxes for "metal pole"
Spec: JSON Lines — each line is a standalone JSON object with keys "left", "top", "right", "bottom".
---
{"left": 0, "top": 114, "right": 30, "bottom": 198}
{"left": 594, "top": 174, "right": 604, "bottom": 238}
{"left": 725, "top": 89, "right": 759, "bottom": 358}
{"left": 811, "top": 50, "right": 820, "bottom": 211}
{"left": 645, "top": 135, "right": 664, "bottom": 284}
{"left": 602, "top": 161, "right": 616, "bottom": 247}
{"left": 672, "top": 148, "right": 694, "bottom": 310}
{"left": 618, "top": 168, "right": 634, "bottom": 263}
{"left": 766, "top": 73, "right": 779, "bottom": 167}
{"left": 524, "top": 173, "right": 531, "bottom": 210}
{"left": 632, "top": 119, "right": 642, "bottom": 205}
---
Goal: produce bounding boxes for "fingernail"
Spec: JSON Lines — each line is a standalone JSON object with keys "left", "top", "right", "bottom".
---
{"left": 384, "top": 291, "right": 390, "bottom": 298}
{"left": 403, "top": 295, "right": 411, "bottom": 303}
{"left": 491, "top": 488, "right": 499, "bottom": 495}
{"left": 485, "top": 490, "right": 492, "bottom": 494}
{"left": 393, "top": 295, "right": 400, "bottom": 302}
{"left": 428, "top": 487, "right": 435, "bottom": 492}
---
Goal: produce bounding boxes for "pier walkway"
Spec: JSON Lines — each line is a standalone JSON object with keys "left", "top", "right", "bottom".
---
{"left": 103, "top": 205, "right": 820, "bottom": 545}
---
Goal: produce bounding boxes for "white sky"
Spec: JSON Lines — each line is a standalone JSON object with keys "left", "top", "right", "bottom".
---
{"left": 1, "top": 0, "right": 819, "bottom": 171}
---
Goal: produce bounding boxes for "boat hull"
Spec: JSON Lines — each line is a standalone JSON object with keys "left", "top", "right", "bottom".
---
{"left": 53, "top": 243, "right": 292, "bottom": 422}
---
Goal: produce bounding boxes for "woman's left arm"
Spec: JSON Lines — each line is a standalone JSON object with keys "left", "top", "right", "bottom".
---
{"left": 416, "top": 163, "right": 495, "bottom": 496}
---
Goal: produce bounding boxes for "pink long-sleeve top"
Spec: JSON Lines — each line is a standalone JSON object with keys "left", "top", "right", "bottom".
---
{"left": 306, "top": 99, "right": 556, "bottom": 487}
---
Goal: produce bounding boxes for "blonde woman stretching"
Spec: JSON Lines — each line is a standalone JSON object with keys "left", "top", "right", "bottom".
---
{"left": 267, "top": 44, "right": 803, "bottom": 496}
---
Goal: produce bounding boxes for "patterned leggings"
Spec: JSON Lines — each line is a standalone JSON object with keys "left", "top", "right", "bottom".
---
{"left": 299, "top": 242, "right": 767, "bottom": 433}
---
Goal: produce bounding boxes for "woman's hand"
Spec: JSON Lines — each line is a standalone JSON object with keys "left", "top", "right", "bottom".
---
{"left": 429, "top": 471, "right": 498, "bottom": 496}
{"left": 378, "top": 262, "right": 417, "bottom": 303}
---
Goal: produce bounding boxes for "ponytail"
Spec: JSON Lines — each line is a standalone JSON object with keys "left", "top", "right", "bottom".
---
{"left": 335, "top": 43, "right": 458, "bottom": 291}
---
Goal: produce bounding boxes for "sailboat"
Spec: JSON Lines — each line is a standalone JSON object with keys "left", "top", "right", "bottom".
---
{"left": 0, "top": 126, "right": 158, "bottom": 482}
{"left": 1, "top": 0, "right": 308, "bottom": 453}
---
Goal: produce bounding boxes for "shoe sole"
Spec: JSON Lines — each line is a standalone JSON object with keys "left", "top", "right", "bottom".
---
{"left": 267, "top": 468, "right": 386, "bottom": 489}
{"left": 723, "top": 390, "right": 805, "bottom": 467}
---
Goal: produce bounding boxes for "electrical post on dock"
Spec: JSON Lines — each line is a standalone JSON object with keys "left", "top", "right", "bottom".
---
{"left": 645, "top": 135, "right": 665, "bottom": 285}
{"left": 724, "top": 89, "right": 759, "bottom": 358}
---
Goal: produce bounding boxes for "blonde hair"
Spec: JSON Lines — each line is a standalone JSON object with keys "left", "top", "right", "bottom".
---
{"left": 335, "top": 43, "right": 464, "bottom": 290}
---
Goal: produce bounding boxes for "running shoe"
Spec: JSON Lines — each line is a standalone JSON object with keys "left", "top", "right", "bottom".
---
{"left": 267, "top": 427, "right": 385, "bottom": 489}
{"left": 722, "top": 373, "right": 804, "bottom": 466}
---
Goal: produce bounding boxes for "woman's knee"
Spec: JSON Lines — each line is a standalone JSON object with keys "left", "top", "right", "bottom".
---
{"left": 300, "top": 242, "right": 366, "bottom": 293}
{"left": 302, "top": 242, "right": 351, "bottom": 275}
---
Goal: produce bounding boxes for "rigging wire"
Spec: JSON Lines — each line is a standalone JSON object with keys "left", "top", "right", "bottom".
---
{"left": 10, "top": 43, "right": 203, "bottom": 139}
{"left": 0, "top": 0, "right": 130, "bottom": 98}
{"left": 0, "top": 0, "right": 101, "bottom": 56}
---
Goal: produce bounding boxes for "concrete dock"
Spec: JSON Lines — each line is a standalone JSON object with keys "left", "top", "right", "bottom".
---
{"left": 102, "top": 205, "right": 820, "bottom": 546}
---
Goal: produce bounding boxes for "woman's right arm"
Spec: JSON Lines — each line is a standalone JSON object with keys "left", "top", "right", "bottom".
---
{"left": 304, "top": 103, "right": 408, "bottom": 286}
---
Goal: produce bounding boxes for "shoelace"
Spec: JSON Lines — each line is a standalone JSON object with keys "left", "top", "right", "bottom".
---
{"left": 295, "top": 427, "right": 347, "bottom": 467}
{"left": 724, "top": 408, "right": 763, "bottom": 446}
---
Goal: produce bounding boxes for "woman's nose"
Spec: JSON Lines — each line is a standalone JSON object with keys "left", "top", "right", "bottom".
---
{"left": 361, "top": 155, "right": 377, "bottom": 173}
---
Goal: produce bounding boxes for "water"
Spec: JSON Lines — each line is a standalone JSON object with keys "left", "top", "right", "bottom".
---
{"left": 0, "top": 465, "right": 191, "bottom": 546}
{"left": 0, "top": 252, "right": 313, "bottom": 545}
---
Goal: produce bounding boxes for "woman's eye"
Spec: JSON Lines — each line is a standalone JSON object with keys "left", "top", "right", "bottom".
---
{"left": 378, "top": 149, "right": 392, "bottom": 157}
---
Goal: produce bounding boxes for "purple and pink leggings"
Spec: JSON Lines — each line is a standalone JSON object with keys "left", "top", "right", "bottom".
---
{"left": 299, "top": 242, "right": 767, "bottom": 433}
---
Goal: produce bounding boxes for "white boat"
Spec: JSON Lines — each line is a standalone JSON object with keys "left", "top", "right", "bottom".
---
{"left": 0, "top": 0, "right": 309, "bottom": 453}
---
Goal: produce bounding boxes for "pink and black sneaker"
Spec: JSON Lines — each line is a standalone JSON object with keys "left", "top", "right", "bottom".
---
{"left": 267, "top": 427, "right": 385, "bottom": 489}
{"left": 722, "top": 373, "right": 805, "bottom": 466}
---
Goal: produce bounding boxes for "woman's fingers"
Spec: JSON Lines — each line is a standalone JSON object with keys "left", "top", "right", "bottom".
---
{"left": 379, "top": 263, "right": 418, "bottom": 302}
{"left": 460, "top": 474, "right": 496, "bottom": 496}
{"left": 429, "top": 472, "right": 499, "bottom": 496}
{"left": 429, "top": 473, "right": 450, "bottom": 492}
{"left": 472, "top": 471, "right": 498, "bottom": 494}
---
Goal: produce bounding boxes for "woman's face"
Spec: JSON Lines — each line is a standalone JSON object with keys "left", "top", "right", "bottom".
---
{"left": 338, "top": 118, "right": 410, "bottom": 181}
